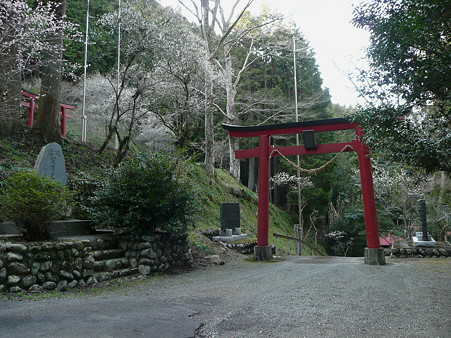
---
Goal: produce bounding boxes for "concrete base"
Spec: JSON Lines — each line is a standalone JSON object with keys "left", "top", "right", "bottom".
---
{"left": 364, "top": 248, "right": 386, "bottom": 265}
{"left": 212, "top": 234, "right": 248, "bottom": 242}
{"left": 254, "top": 245, "right": 273, "bottom": 261}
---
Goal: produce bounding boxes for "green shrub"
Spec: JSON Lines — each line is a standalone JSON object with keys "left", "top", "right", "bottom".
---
{"left": 89, "top": 155, "right": 198, "bottom": 235}
{"left": 0, "top": 170, "right": 76, "bottom": 241}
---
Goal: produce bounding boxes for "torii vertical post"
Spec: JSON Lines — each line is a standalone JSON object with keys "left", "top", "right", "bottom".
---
{"left": 222, "top": 118, "right": 386, "bottom": 264}
{"left": 356, "top": 127, "right": 385, "bottom": 264}
{"left": 255, "top": 134, "right": 273, "bottom": 259}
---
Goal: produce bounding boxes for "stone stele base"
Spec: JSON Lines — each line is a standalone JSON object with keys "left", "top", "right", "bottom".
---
{"left": 364, "top": 247, "right": 386, "bottom": 265}
{"left": 254, "top": 245, "right": 273, "bottom": 261}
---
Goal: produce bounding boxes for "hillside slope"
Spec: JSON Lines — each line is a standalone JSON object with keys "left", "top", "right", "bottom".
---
{"left": 0, "top": 138, "right": 324, "bottom": 256}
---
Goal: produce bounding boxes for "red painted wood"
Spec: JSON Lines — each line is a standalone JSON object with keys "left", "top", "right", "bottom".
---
{"left": 257, "top": 135, "right": 270, "bottom": 247}
{"left": 355, "top": 127, "right": 381, "bottom": 249}
{"left": 19, "top": 90, "right": 75, "bottom": 137}
{"left": 223, "top": 120, "right": 382, "bottom": 252}
{"left": 226, "top": 122, "right": 358, "bottom": 138}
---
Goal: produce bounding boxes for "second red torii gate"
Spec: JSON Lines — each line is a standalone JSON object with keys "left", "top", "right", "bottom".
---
{"left": 222, "top": 118, "right": 386, "bottom": 265}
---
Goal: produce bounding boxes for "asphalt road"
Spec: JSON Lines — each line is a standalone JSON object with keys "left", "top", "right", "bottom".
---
{"left": 1, "top": 256, "right": 450, "bottom": 338}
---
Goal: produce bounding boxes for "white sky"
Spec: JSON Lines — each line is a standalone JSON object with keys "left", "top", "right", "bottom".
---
{"left": 158, "top": 0, "right": 369, "bottom": 107}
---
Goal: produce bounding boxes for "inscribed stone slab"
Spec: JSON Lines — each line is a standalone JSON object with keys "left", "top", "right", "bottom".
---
{"left": 34, "top": 142, "right": 67, "bottom": 185}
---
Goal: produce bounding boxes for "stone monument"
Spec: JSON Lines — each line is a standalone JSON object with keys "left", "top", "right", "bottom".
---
{"left": 34, "top": 142, "right": 67, "bottom": 185}
{"left": 213, "top": 203, "right": 248, "bottom": 242}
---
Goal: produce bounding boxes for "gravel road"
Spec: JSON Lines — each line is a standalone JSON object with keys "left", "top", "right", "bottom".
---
{"left": 1, "top": 255, "right": 450, "bottom": 337}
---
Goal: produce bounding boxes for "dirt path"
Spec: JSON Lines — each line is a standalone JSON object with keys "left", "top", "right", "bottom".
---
{"left": 1, "top": 256, "right": 450, "bottom": 337}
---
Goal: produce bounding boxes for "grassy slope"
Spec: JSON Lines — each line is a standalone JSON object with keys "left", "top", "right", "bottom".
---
{"left": 186, "top": 163, "right": 324, "bottom": 255}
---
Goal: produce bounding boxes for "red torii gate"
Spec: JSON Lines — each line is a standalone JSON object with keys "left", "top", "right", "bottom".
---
{"left": 223, "top": 118, "right": 386, "bottom": 265}
{"left": 20, "top": 89, "right": 76, "bottom": 138}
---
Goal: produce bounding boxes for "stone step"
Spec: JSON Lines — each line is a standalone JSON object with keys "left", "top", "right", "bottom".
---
{"left": 93, "top": 268, "right": 139, "bottom": 282}
{"left": 92, "top": 249, "right": 126, "bottom": 261}
{"left": 93, "top": 258, "right": 130, "bottom": 272}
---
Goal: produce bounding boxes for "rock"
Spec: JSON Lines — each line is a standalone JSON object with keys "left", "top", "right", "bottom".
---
{"left": 439, "top": 249, "right": 448, "bottom": 256}
{"left": 7, "top": 275, "right": 20, "bottom": 285}
{"left": 142, "top": 235, "right": 156, "bottom": 242}
{"left": 82, "top": 269, "right": 93, "bottom": 278}
{"left": 205, "top": 255, "right": 225, "bottom": 265}
{"left": 45, "top": 272, "right": 59, "bottom": 282}
{"left": 8, "top": 262, "right": 30, "bottom": 274}
{"left": 9, "top": 286, "right": 23, "bottom": 293}
{"left": 39, "top": 261, "right": 53, "bottom": 272}
{"left": 137, "top": 242, "right": 152, "bottom": 250}
{"left": 432, "top": 249, "right": 440, "bottom": 256}
{"left": 138, "top": 265, "right": 151, "bottom": 275}
{"left": 34, "top": 252, "right": 51, "bottom": 262}
{"left": 105, "top": 260, "right": 119, "bottom": 272}
{"left": 31, "top": 262, "right": 41, "bottom": 275}
{"left": 37, "top": 273, "right": 45, "bottom": 283}
{"left": 59, "top": 270, "right": 74, "bottom": 280}
{"left": 7, "top": 252, "right": 23, "bottom": 262}
{"left": 86, "top": 276, "right": 98, "bottom": 285}
{"left": 140, "top": 248, "right": 157, "bottom": 259}
{"left": 130, "top": 258, "right": 138, "bottom": 268}
{"left": 42, "top": 281, "right": 56, "bottom": 290}
{"left": 73, "top": 270, "right": 82, "bottom": 279}
{"left": 42, "top": 242, "right": 54, "bottom": 250}
{"left": 28, "top": 284, "right": 43, "bottom": 293}
{"left": 182, "top": 251, "right": 192, "bottom": 260}
{"left": 20, "top": 275, "right": 37, "bottom": 289}
{"left": 0, "top": 259, "right": 3, "bottom": 269}
{"left": 74, "top": 257, "right": 83, "bottom": 270}
{"left": 0, "top": 268, "right": 6, "bottom": 281}
{"left": 5, "top": 243, "right": 27, "bottom": 253}
{"left": 160, "top": 256, "right": 168, "bottom": 263}
{"left": 139, "top": 258, "right": 153, "bottom": 266}
{"left": 67, "top": 280, "right": 78, "bottom": 289}
{"left": 72, "top": 241, "right": 84, "bottom": 251}
{"left": 57, "top": 280, "right": 68, "bottom": 291}
{"left": 83, "top": 255, "right": 95, "bottom": 269}
{"left": 0, "top": 284, "right": 5, "bottom": 292}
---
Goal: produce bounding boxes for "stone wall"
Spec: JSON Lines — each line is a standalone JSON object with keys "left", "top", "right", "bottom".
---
{"left": 0, "top": 233, "right": 193, "bottom": 293}
{"left": 390, "top": 247, "right": 451, "bottom": 258}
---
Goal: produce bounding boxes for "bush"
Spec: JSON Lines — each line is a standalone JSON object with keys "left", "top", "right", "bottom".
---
{"left": 89, "top": 155, "right": 198, "bottom": 235}
{"left": 0, "top": 170, "right": 76, "bottom": 241}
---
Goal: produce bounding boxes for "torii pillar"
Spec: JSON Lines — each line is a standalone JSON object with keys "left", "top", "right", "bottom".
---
{"left": 223, "top": 118, "right": 385, "bottom": 264}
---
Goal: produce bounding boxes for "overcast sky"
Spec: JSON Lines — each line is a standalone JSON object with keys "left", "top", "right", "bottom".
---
{"left": 158, "top": 0, "right": 369, "bottom": 107}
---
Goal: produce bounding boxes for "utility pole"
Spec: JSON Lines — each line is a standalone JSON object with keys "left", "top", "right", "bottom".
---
{"left": 115, "top": 0, "right": 122, "bottom": 150}
{"left": 293, "top": 35, "right": 302, "bottom": 255}
{"left": 81, "top": 0, "right": 90, "bottom": 143}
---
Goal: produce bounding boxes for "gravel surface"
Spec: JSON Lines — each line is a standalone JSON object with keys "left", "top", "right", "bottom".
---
{"left": 1, "top": 255, "right": 450, "bottom": 337}
{"left": 128, "top": 256, "right": 451, "bottom": 337}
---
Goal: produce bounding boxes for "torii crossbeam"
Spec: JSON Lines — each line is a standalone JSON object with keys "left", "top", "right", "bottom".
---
{"left": 222, "top": 118, "right": 386, "bottom": 265}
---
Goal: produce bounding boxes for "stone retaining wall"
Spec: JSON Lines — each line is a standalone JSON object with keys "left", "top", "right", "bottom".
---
{"left": 390, "top": 247, "right": 451, "bottom": 258}
{"left": 117, "top": 234, "right": 193, "bottom": 276}
{"left": 0, "top": 233, "right": 192, "bottom": 293}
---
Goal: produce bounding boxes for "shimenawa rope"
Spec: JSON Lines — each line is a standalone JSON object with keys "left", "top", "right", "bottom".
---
{"left": 269, "top": 145, "right": 354, "bottom": 175}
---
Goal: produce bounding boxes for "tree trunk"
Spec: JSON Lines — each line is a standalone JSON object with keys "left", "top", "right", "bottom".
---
{"left": 224, "top": 50, "right": 240, "bottom": 178}
{"left": 204, "top": 74, "right": 215, "bottom": 176}
{"left": 0, "top": 9, "right": 22, "bottom": 139}
{"left": 35, "top": 0, "right": 66, "bottom": 143}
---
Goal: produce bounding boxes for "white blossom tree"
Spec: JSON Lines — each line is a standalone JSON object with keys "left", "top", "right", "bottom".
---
{"left": 0, "top": 0, "right": 77, "bottom": 138}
